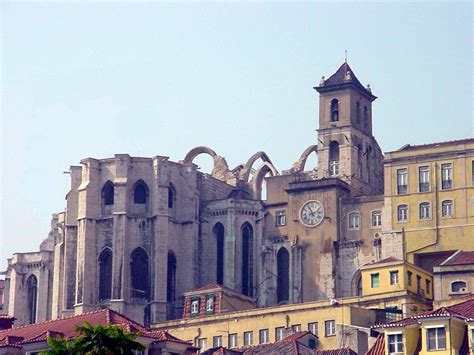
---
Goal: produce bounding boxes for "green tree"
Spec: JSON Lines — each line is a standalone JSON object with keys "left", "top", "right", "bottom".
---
{"left": 41, "top": 322, "right": 145, "bottom": 355}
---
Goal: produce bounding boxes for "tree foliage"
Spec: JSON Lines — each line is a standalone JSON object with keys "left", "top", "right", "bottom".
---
{"left": 40, "top": 322, "right": 145, "bottom": 355}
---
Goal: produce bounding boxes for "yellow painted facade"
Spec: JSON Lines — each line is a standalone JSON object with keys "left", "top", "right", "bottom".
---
{"left": 361, "top": 259, "right": 433, "bottom": 301}
{"left": 383, "top": 140, "right": 474, "bottom": 269}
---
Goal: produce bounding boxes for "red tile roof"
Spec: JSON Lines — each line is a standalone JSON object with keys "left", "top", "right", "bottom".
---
{"left": 281, "top": 331, "right": 316, "bottom": 342}
{"left": 369, "top": 257, "right": 401, "bottom": 265}
{"left": 366, "top": 334, "right": 384, "bottom": 355}
{"left": 0, "top": 308, "right": 192, "bottom": 347}
{"left": 443, "top": 251, "right": 474, "bottom": 266}
{"left": 414, "top": 297, "right": 474, "bottom": 320}
{"left": 314, "top": 349, "right": 357, "bottom": 355}
{"left": 0, "top": 315, "right": 14, "bottom": 320}
{"left": 397, "top": 138, "right": 474, "bottom": 152}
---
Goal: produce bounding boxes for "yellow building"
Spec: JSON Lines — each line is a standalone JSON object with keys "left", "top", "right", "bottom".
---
{"left": 383, "top": 139, "right": 474, "bottom": 271}
{"left": 367, "top": 297, "right": 474, "bottom": 355}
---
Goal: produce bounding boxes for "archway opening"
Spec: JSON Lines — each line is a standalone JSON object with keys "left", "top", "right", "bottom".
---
{"left": 277, "top": 248, "right": 290, "bottom": 304}
{"left": 241, "top": 223, "right": 253, "bottom": 297}
{"left": 213, "top": 223, "right": 225, "bottom": 285}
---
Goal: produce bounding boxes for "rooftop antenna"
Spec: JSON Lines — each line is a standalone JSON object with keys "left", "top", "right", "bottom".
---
{"left": 345, "top": 49, "right": 348, "bottom": 64}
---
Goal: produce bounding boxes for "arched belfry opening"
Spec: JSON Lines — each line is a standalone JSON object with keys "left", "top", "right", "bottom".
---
{"left": 133, "top": 180, "right": 149, "bottom": 204}
{"left": 328, "top": 141, "right": 340, "bottom": 177}
{"left": 101, "top": 181, "right": 114, "bottom": 206}
{"left": 98, "top": 248, "right": 113, "bottom": 301}
{"left": 277, "top": 248, "right": 290, "bottom": 305}
{"left": 26, "top": 274, "right": 38, "bottom": 324}
{"left": 241, "top": 223, "right": 253, "bottom": 297}
{"left": 130, "top": 247, "right": 150, "bottom": 299}
{"left": 213, "top": 223, "right": 225, "bottom": 285}
{"left": 330, "top": 99, "right": 339, "bottom": 121}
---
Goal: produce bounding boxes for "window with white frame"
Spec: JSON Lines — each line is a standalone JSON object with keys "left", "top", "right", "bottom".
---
{"left": 259, "top": 329, "right": 269, "bottom": 344}
{"left": 397, "top": 169, "right": 408, "bottom": 194}
{"left": 276, "top": 210, "right": 286, "bottom": 227}
{"left": 390, "top": 270, "right": 399, "bottom": 285}
{"left": 388, "top": 333, "right": 404, "bottom": 354}
{"left": 442, "top": 200, "right": 453, "bottom": 217}
{"left": 292, "top": 324, "right": 301, "bottom": 332}
{"left": 451, "top": 280, "right": 468, "bottom": 293}
{"left": 372, "top": 210, "right": 382, "bottom": 227}
{"left": 228, "top": 333, "right": 238, "bottom": 348}
{"left": 213, "top": 336, "right": 222, "bottom": 348}
{"left": 275, "top": 327, "right": 284, "bottom": 341}
{"left": 441, "top": 163, "right": 453, "bottom": 190}
{"left": 419, "top": 202, "right": 431, "bottom": 219}
{"left": 243, "top": 331, "right": 253, "bottom": 346}
{"left": 325, "top": 320, "right": 336, "bottom": 336}
{"left": 205, "top": 296, "right": 214, "bottom": 313}
{"left": 190, "top": 298, "right": 199, "bottom": 315}
{"left": 197, "top": 338, "right": 207, "bottom": 351}
{"left": 427, "top": 327, "right": 446, "bottom": 350}
{"left": 308, "top": 322, "right": 318, "bottom": 336}
{"left": 348, "top": 212, "right": 360, "bottom": 230}
{"left": 397, "top": 205, "right": 408, "bottom": 222}
{"left": 418, "top": 166, "right": 430, "bottom": 192}
{"left": 371, "top": 273, "right": 380, "bottom": 288}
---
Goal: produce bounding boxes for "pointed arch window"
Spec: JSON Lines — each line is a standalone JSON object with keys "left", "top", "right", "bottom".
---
{"left": 277, "top": 248, "right": 290, "bottom": 304}
{"left": 214, "top": 223, "right": 225, "bottom": 285}
{"left": 130, "top": 248, "right": 150, "bottom": 299}
{"left": 133, "top": 180, "right": 148, "bottom": 204}
{"left": 168, "top": 184, "right": 176, "bottom": 209}
{"left": 330, "top": 99, "right": 339, "bottom": 122}
{"left": 167, "top": 251, "right": 177, "bottom": 303}
{"left": 26, "top": 275, "right": 38, "bottom": 324}
{"left": 356, "top": 102, "right": 361, "bottom": 124}
{"left": 241, "top": 223, "right": 254, "bottom": 297}
{"left": 102, "top": 181, "right": 114, "bottom": 206}
{"left": 98, "top": 248, "right": 113, "bottom": 301}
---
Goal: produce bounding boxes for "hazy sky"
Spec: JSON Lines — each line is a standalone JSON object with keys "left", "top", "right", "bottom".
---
{"left": 1, "top": 1, "right": 472, "bottom": 271}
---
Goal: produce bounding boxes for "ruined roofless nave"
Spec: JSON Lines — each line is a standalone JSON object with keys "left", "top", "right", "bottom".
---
{"left": 5, "top": 62, "right": 471, "bottom": 328}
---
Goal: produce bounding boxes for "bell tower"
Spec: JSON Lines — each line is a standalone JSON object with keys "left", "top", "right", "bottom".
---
{"left": 314, "top": 62, "right": 383, "bottom": 195}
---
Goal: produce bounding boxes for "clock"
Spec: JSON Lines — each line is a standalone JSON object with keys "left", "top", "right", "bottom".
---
{"left": 299, "top": 200, "right": 324, "bottom": 227}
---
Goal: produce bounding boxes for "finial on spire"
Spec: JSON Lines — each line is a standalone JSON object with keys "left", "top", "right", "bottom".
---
{"left": 345, "top": 50, "right": 347, "bottom": 64}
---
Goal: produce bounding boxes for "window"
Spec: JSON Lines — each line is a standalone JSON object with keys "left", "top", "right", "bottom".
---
{"left": 372, "top": 210, "right": 382, "bottom": 227}
{"left": 276, "top": 210, "right": 286, "bottom": 227}
{"left": 190, "top": 298, "right": 199, "bottom": 315}
{"left": 441, "top": 163, "right": 453, "bottom": 190}
{"left": 330, "top": 99, "right": 339, "bottom": 121}
{"left": 214, "top": 223, "right": 225, "bottom": 285}
{"left": 275, "top": 327, "right": 284, "bottom": 341}
{"left": 329, "top": 141, "right": 340, "bottom": 176}
{"left": 101, "top": 181, "right": 114, "bottom": 206}
{"left": 213, "top": 336, "right": 222, "bottom": 348}
{"left": 133, "top": 180, "right": 148, "bottom": 204}
{"left": 356, "top": 102, "right": 361, "bottom": 124}
{"left": 98, "top": 248, "right": 113, "bottom": 301}
{"left": 397, "top": 169, "right": 408, "bottom": 194}
{"left": 228, "top": 333, "right": 238, "bottom": 348}
{"left": 26, "top": 275, "right": 38, "bottom": 324}
{"left": 390, "top": 270, "right": 399, "bottom": 285}
{"left": 416, "top": 275, "right": 422, "bottom": 294}
{"left": 259, "top": 329, "right": 269, "bottom": 344}
{"left": 325, "top": 320, "right": 336, "bottom": 336}
{"left": 419, "top": 202, "right": 431, "bottom": 219}
{"left": 397, "top": 204, "right": 408, "bottom": 222}
{"left": 371, "top": 273, "right": 380, "bottom": 288}
{"left": 388, "top": 333, "right": 404, "bottom": 354}
{"left": 167, "top": 252, "right": 177, "bottom": 303}
{"left": 426, "top": 279, "right": 431, "bottom": 294}
{"left": 427, "top": 327, "right": 446, "bottom": 350}
{"left": 243, "top": 331, "right": 253, "bottom": 346}
{"left": 451, "top": 280, "right": 467, "bottom": 293}
{"left": 205, "top": 296, "right": 214, "bottom": 313}
{"left": 130, "top": 248, "right": 149, "bottom": 299}
{"left": 308, "top": 322, "right": 318, "bottom": 336}
{"left": 241, "top": 223, "right": 254, "bottom": 297}
{"left": 168, "top": 185, "right": 176, "bottom": 208}
{"left": 277, "top": 248, "right": 290, "bottom": 304}
{"left": 308, "top": 338, "right": 317, "bottom": 349}
{"left": 348, "top": 212, "right": 360, "bottom": 230}
{"left": 197, "top": 338, "right": 207, "bottom": 351}
{"left": 442, "top": 200, "right": 453, "bottom": 217}
{"left": 292, "top": 324, "right": 301, "bottom": 332}
{"left": 418, "top": 166, "right": 430, "bottom": 192}
{"left": 407, "top": 271, "right": 413, "bottom": 286}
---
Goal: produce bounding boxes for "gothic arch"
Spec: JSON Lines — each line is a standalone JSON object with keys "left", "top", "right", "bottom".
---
{"left": 101, "top": 181, "right": 114, "bottom": 206}
{"left": 26, "top": 274, "right": 38, "bottom": 324}
{"left": 133, "top": 179, "right": 149, "bottom": 204}
{"left": 240, "top": 151, "right": 276, "bottom": 182}
{"left": 130, "top": 247, "right": 150, "bottom": 299}
{"left": 183, "top": 146, "right": 218, "bottom": 164}
{"left": 250, "top": 162, "right": 278, "bottom": 200}
{"left": 213, "top": 223, "right": 225, "bottom": 285}
{"left": 291, "top": 145, "right": 318, "bottom": 173}
{"left": 351, "top": 270, "right": 363, "bottom": 297}
{"left": 98, "top": 247, "right": 113, "bottom": 301}
{"left": 241, "top": 222, "right": 253, "bottom": 297}
{"left": 276, "top": 247, "right": 290, "bottom": 305}
{"left": 167, "top": 251, "right": 177, "bottom": 302}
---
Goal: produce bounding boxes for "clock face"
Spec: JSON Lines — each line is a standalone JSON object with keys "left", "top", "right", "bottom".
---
{"left": 299, "top": 200, "right": 325, "bottom": 227}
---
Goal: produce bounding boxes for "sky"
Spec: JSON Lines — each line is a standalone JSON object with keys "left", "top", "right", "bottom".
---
{"left": 1, "top": 1, "right": 472, "bottom": 272}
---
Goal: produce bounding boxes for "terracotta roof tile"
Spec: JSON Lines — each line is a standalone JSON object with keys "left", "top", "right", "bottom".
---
{"left": 0, "top": 315, "right": 15, "bottom": 320}
{"left": 314, "top": 348, "right": 357, "bottom": 355}
{"left": 443, "top": 251, "right": 474, "bottom": 266}
{"left": 369, "top": 257, "right": 401, "bottom": 265}
{"left": 281, "top": 331, "right": 316, "bottom": 342}
{"left": 366, "top": 334, "right": 384, "bottom": 355}
{"left": 414, "top": 297, "right": 474, "bottom": 320}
